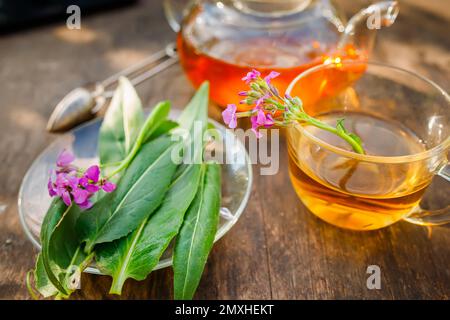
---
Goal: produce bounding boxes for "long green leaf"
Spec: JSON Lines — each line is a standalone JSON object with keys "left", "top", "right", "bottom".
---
{"left": 36, "top": 201, "right": 91, "bottom": 299}
{"left": 105, "top": 101, "right": 173, "bottom": 178}
{"left": 33, "top": 254, "right": 58, "bottom": 298}
{"left": 177, "top": 82, "right": 209, "bottom": 164}
{"left": 178, "top": 82, "right": 209, "bottom": 132}
{"left": 48, "top": 205, "right": 91, "bottom": 293}
{"left": 96, "top": 164, "right": 202, "bottom": 294}
{"left": 39, "top": 198, "right": 70, "bottom": 295}
{"left": 99, "top": 77, "right": 144, "bottom": 165}
{"left": 141, "top": 101, "right": 171, "bottom": 142}
{"left": 149, "top": 120, "right": 178, "bottom": 141}
{"left": 173, "top": 163, "right": 221, "bottom": 300}
{"left": 78, "top": 135, "right": 180, "bottom": 252}
{"left": 95, "top": 83, "right": 211, "bottom": 294}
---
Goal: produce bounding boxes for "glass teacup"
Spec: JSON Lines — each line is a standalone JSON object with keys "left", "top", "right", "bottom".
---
{"left": 286, "top": 61, "right": 449, "bottom": 231}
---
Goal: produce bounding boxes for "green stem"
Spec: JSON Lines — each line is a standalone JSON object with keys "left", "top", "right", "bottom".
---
{"left": 26, "top": 270, "right": 39, "bottom": 300}
{"left": 106, "top": 101, "right": 170, "bottom": 179}
{"left": 105, "top": 139, "right": 140, "bottom": 179}
{"left": 236, "top": 111, "right": 254, "bottom": 118}
{"left": 300, "top": 114, "right": 365, "bottom": 154}
{"left": 265, "top": 98, "right": 285, "bottom": 110}
{"left": 100, "top": 161, "right": 122, "bottom": 168}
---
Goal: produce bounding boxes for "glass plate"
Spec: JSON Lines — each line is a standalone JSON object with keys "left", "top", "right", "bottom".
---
{"left": 18, "top": 114, "right": 252, "bottom": 275}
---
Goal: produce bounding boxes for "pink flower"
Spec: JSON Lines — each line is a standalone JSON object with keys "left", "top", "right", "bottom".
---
{"left": 242, "top": 69, "right": 261, "bottom": 84}
{"left": 100, "top": 181, "right": 116, "bottom": 193}
{"left": 254, "top": 93, "right": 269, "bottom": 109}
{"left": 72, "top": 188, "right": 89, "bottom": 206}
{"left": 56, "top": 149, "right": 75, "bottom": 167}
{"left": 84, "top": 165, "right": 100, "bottom": 182}
{"left": 79, "top": 165, "right": 101, "bottom": 193}
{"left": 78, "top": 198, "right": 94, "bottom": 210}
{"left": 47, "top": 171, "right": 58, "bottom": 197}
{"left": 222, "top": 104, "right": 238, "bottom": 129}
{"left": 250, "top": 117, "right": 263, "bottom": 138}
{"left": 264, "top": 71, "right": 280, "bottom": 84}
{"left": 47, "top": 153, "right": 116, "bottom": 210}
{"left": 47, "top": 172, "right": 77, "bottom": 206}
{"left": 55, "top": 149, "right": 76, "bottom": 173}
{"left": 263, "top": 113, "right": 275, "bottom": 127}
{"left": 250, "top": 110, "right": 274, "bottom": 138}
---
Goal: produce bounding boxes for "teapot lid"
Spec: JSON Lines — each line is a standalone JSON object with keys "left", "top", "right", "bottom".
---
{"left": 194, "top": 0, "right": 338, "bottom": 30}
{"left": 232, "top": 0, "right": 311, "bottom": 17}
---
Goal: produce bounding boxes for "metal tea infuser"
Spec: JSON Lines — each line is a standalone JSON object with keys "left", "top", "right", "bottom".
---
{"left": 46, "top": 42, "right": 178, "bottom": 132}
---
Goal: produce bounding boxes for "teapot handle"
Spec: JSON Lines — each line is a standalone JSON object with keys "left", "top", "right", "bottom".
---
{"left": 337, "top": 1, "right": 399, "bottom": 56}
{"left": 163, "top": 0, "right": 196, "bottom": 32}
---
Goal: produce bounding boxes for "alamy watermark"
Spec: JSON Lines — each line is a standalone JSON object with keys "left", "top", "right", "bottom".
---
{"left": 366, "top": 265, "right": 381, "bottom": 290}
{"left": 170, "top": 121, "right": 279, "bottom": 176}
{"left": 66, "top": 5, "right": 81, "bottom": 30}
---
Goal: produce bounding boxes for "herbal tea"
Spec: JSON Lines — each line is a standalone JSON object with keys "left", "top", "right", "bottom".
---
{"left": 177, "top": 32, "right": 362, "bottom": 109}
{"left": 288, "top": 112, "right": 430, "bottom": 230}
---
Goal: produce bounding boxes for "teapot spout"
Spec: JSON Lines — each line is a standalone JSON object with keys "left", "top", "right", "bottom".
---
{"left": 337, "top": 1, "right": 399, "bottom": 57}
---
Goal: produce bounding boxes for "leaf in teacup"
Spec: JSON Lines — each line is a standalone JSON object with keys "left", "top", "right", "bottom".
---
{"left": 99, "top": 77, "right": 144, "bottom": 165}
{"left": 78, "top": 135, "right": 180, "bottom": 252}
{"left": 173, "top": 162, "right": 221, "bottom": 300}
{"left": 96, "top": 163, "right": 202, "bottom": 294}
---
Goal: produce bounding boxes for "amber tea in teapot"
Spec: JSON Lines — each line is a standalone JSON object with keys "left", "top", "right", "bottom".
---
{"left": 168, "top": 0, "right": 399, "bottom": 109}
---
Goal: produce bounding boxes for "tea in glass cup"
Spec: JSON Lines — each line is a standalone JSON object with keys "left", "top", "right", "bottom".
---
{"left": 286, "top": 61, "right": 449, "bottom": 230}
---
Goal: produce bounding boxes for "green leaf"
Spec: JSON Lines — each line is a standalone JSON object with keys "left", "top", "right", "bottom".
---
{"left": 36, "top": 201, "right": 92, "bottom": 299}
{"left": 141, "top": 101, "right": 171, "bottom": 143}
{"left": 95, "top": 82, "right": 212, "bottom": 294}
{"left": 39, "top": 198, "right": 71, "bottom": 295}
{"left": 175, "top": 82, "right": 209, "bottom": 164}
{"left": 349, "top": 133, "right": 362, "bottom": 145}
{"left": 48, "top": 205, "right": 91, "bottom": 294}
{"left": 178, "top": 82, "right": 209, "bottom": 132}
{"left": 103, "top": 101, "right": 175, "bottom": 179}
{"left": 99, "top": 77, "right": 144, "bottom": 165}
{"left": 33, "top": 254, "right": 58, "bottom": 298}
{"left": 148, "top": 119, "right": 178, "bottom": 141}
{"left": 78, "top": 135, "right": 180, "bottom": 252}
{"left": 173, "top": 163, "right": 221, "bottom": 300}
{"left": 96, "top": 164, "right": 203, "bottom": 294}
{"left": 336, "top": 118, "right": 347, "bottom": 134}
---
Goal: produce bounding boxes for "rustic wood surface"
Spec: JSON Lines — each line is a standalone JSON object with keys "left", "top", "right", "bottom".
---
{"left": 0, "top": 0, "right": 449, "bottom": 300}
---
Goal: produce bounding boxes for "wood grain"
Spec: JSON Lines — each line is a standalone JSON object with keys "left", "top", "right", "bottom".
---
{"left": 0, "top": 0, "right": 449, "bottom": 300}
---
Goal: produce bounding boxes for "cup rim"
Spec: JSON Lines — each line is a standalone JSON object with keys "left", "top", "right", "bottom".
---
{"left": 285, "top": 60, "right": 450, "bottom": 164}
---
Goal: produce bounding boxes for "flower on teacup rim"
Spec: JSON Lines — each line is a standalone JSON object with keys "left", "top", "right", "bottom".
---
{"left": 221, "top": 69, "right": 366, "bottom": 154}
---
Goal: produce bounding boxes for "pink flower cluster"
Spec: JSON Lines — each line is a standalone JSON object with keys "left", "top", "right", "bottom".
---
{"left": 47, "top": 150, "right": 116, "bottom": 210}
{"left": 222, "top": 69, "right": 280, "bottom": 138}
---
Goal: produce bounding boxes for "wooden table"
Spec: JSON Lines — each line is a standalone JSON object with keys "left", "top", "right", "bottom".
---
{"left": 0, "top": 0, "right": 449, "bottom": 300}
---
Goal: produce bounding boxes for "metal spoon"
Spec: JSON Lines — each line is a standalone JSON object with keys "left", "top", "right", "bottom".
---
{"left": 46, "top": 42, "right": 178, "bottom": 132}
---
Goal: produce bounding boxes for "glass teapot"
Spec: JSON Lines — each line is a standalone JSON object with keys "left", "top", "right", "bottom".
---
{"left": 164, "top": 0, "right": 399, "bottom": 109}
